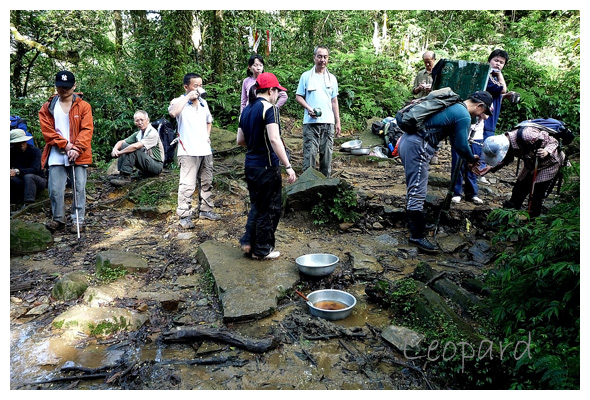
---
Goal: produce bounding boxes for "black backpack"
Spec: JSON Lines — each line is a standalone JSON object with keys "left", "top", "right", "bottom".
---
{"left": 395, "top": 87, "right": 463, "bottom": 133}
{"left": 383, "top": 120, "right": 405, "bottom": 158}
{"left": 151, "top": 118, "right": 177, "bottom": 167}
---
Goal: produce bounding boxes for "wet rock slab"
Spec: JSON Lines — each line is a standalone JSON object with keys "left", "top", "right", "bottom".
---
{"left": 197, "top": 240, "right": 299, "bottom": 322}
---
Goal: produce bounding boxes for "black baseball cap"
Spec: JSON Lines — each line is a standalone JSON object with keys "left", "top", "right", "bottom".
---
{"left": 55, "top": 71, "right": 76, "bottom": 88}
{"left": 469, "top": 91, "right": 493, "bottom": 115}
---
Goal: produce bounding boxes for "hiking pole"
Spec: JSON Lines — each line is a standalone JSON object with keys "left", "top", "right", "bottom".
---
{"left": 71, "top": 164, "right": 80, "bottom": 239}
{"left": 433, "top": 156, "right": 463, "bottom": 239}
{"left": 527, "top": 155, "right": 539, "bottom": 215}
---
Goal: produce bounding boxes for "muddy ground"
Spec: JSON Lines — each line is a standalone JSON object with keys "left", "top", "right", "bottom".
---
{"left": 9, "top": 121, "right": 534, "bottom": 390}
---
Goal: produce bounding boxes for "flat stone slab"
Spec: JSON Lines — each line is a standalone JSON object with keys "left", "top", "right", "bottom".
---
{"left": 197, "top": 240, "right": 299, "bottom": 322}
{"left": 95, "top": 250, "right": 149, "bottom": 274}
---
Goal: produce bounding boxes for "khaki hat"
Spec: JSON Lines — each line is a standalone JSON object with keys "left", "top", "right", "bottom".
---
{"left": 10, "top": 129, "right": 30, "bottom": 143}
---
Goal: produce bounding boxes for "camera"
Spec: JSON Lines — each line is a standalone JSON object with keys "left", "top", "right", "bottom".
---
{"left": 510, "top": 92, "right": 521, "bottom": 104}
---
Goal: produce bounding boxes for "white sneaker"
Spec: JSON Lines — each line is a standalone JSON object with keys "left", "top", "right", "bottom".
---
{"left": 478, "top": 177, "right": 490, "bottom": 185}
{"left": 252, "top": 249, "right": 281, "bottom": 260}
{"left": 451, "top": 196, "right": 461, "bottom": 203}
{"left": 470, "top": 196, "right": 484, "bottom": 205}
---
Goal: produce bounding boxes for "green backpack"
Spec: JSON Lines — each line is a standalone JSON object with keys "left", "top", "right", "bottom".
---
{"left": 395, "top": 87, "right": 463, "bottom": 133}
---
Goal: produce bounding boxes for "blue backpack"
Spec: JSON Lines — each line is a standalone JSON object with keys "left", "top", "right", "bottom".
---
{"left": 10, "top": 115, "right": 35, "bottom": 147}
{"left": 516, "top": 118, "right": 575, "bottom": 145}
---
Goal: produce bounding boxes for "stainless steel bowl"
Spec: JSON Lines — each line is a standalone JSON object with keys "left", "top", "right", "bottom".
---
{"left": 306, "top": 289, "right": 357, "bottom": 320}
{"left": 340, "top": 139, "right": 362, "bottom": 152}
{"left": 351, "top": 147, "right": 372, "bottom": 155}
{"left": 296, "top": 253, "right": 339, "bottom": 277}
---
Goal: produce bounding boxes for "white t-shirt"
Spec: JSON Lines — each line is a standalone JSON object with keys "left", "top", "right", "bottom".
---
{"left": 48, "top": 103, "right": 71, "bottom": 166}
{"left": 168, "top": 97, "right": 213, "bottom": 157}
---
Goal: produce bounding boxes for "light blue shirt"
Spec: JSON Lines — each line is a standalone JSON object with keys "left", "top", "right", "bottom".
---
{"left": 296, "top": 68, "right": 338, "bottom": 124}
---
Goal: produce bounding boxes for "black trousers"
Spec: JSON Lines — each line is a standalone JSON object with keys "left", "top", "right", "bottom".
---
{"left": 240, "top": 166, "right": 282, "bottom": 257}
{"left": 506, "top": 172, "right": 552, "bottom": 218}
{"left": 10, "top": 174, "right": 47, "bottom": 203}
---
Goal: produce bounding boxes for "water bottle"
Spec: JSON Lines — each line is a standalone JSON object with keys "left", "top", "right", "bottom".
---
{"left": 388, "top": 142, "right": 394, "bottom": 156}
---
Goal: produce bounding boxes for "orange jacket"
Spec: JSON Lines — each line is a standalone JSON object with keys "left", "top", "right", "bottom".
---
{"left": 39, "top": 93, "right": 94, "bottom": 167}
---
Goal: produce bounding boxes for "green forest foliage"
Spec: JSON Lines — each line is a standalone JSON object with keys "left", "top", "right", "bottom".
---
{"left": 10, "top": 10, "right": 580, "bottom": 388}
{"left": 10, "top": 10, "right": 579, "bottom": 163}
{"left": 485, "top": 163, "right": 580, "bottom": 389}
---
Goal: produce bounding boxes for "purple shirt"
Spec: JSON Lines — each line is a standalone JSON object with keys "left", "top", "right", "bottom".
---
{"left": 241, "top": 76, "right": 287, "bottom": 113}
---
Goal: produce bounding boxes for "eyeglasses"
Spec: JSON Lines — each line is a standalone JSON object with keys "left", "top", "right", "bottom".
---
{"left": 315, "top": 54, "right": 329, "bottom": 60}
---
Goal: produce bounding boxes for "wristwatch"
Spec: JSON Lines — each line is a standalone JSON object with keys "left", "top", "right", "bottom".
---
{"left": 285, "top": 165, "right": 292, "bottom": 170}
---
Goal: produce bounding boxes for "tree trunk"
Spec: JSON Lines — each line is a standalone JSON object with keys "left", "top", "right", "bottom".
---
{"left": 113, "top": 10, "right": 123, "bottom": 59}
{"left": 211, "top": 10, "right": 224, "bottom": 77}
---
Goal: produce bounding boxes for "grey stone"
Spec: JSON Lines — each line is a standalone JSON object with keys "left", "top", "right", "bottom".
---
{"left": 372, "top": 222, "right": 384, "bottom": 230}
{"left": 468, "top": 239, "right": 494, "bottom": 264}
{"left": 427, "top": 173, "right": 451, "bottom": 187}
{"left": 375, "top": 234, "right": 399, "bottom": 247}
{"left": 196, "top": 240, "right": 299, "bottom": 322}
{"left": 83, "top": 283, "right": 127, "bottom": 307}
{"left": 95, "top": 250, "right": 149, "bottom": 274}
{"left": 381, "top": 325, "right": 425, "bottom": 353}
{"left": 52, "top": 271, "right": 89, "bottom": 301}
{"left": 10, "top": 219, "right": 53, "bottom": 255}
{"left": 25, "top": 303, "right": 50, "bottom": 316}
{"left": 52, "top": 304, "right": 148, "bottom": 336}
{"left": 177, "top": 232, "right": 195, "bottom": 240}
{"left": 437, "top": 234, "right": 468, "bottom": 253}
{"left": 348, "top": 250, "right": 383, "bottom": 278}
{"left": 284, "top": 168, "right": 341, "bottom": 209}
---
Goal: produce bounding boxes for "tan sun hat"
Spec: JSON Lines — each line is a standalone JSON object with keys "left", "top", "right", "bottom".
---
{"left": 10, "top": 129, "right": 30, "bottom": 143}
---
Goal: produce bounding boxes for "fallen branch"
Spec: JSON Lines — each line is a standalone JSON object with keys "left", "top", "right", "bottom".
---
{"left": 161, "top": 325, "right": 279, "bottom": 353}
{"left": 163, "top": 355, "right": 248, "bottom": 367}
{"left": 279, "top": 322, "right": 317, "bottom": 367}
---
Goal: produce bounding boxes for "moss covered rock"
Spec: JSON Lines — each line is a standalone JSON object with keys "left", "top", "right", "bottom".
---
{"left": 52, "top": 271, "right": 89, "bottom": 301}
{"left": 10, "top": 219, "right": 53, "bottom": 255}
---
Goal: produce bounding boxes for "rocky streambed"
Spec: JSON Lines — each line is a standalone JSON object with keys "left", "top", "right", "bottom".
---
{"left": 9, "top": 123, "right": 538, "bottom": 390}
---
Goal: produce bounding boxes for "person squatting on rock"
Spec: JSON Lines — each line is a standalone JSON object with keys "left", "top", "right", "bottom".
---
{"left": 110, "top": 110, "right": 164, "bottom": 185}
{"left": 39, "top": 70, "right": 94, "bottom": 234}
{"left": 237, "top": 72, "right": 297, "bottom": 260}
{"left": 397, "top": 91, "right": 493, "bottom": 253}
{"left": 10, "top": 129, "right": 47, "bottom": 207}
{"left": 475, "top": 125, "right": 567, "bottom": 218}
{"left": 169, "top": 73, "right": 221, "bottom": 229}
{"left": 295, "top": 45, "right": 341, "bottom": 178}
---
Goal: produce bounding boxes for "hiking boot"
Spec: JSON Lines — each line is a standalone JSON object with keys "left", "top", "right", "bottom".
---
{"left": 252, "top": 249, "right": 281, "bottom": 260}
{"left": 408, "top": 237, "right": 439, "bottom": 253}
{"left": 451, "top": 196, "right": 461, "bottom": 203}
{"left": 110, "top": 175, "right": 132, "bottom": 187}
{"left": 46, "top": 220, "right": 65, "bottom": 232}
{"left": 70, "top": 224, "right": 86, "bottom": 234}
{"left": 468, "top": 196, "right": 484, "bottom": 205}
{"left": 179, "top": 217, "right": 195, "bottom": 229}
{"left": 199, "top": 211, "right": 221, "bottom": 221}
